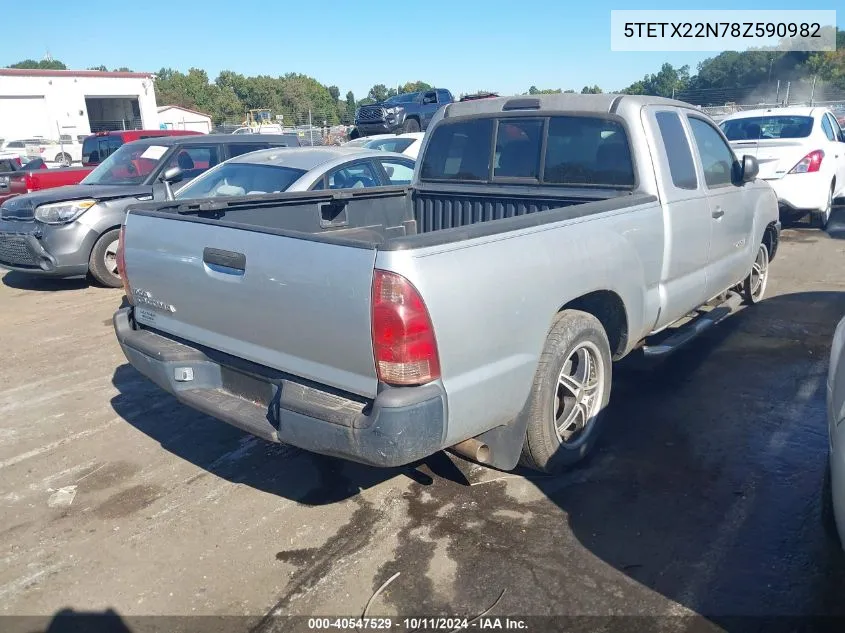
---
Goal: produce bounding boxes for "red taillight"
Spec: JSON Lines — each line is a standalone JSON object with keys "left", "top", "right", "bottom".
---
{"left": 116, "top": 225, "right": 133, "bottom": 303}
{"left": 24, "top": 172, "right": 35, "bottom": 192}
{"left": 789, "top": 150, "right": 824, "bottom": 174}
{"left": 13, "top": 157, "right": 21, "bottom": 167}
{"left": 371, "top": 269, "right": 440, "bottom": 386}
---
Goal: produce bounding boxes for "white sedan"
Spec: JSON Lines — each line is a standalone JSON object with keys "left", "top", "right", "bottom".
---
{"left": 173, "top": 146, "right": 416, "bottom": 200}
{"left": 720, "top": 107, "right": 845, "bottom": 228}
{"left": 342, "top": 132, "right": 425, "bottom": 158}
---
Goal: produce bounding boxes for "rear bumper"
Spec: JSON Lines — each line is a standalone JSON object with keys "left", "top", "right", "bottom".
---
{"left": 0, "top": 219, "right": 94, "bottom": 276}
{"left": 113, "top": 307, "right": 447, "bottom": 467}
{"left": 766, "top": 172, "right": 830, "bottom": 214}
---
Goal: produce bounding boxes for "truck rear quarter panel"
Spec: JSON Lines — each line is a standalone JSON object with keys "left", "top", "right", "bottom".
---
{"left": 377, "top": 199, "right": 664, "bottom": 445}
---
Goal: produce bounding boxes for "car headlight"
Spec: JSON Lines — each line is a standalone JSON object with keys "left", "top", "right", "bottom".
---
{"left": 34, "top": 199, "right": 96, "bottom": 224}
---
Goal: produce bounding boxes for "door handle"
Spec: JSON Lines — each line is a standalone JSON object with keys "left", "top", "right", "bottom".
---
{"left": 712, "top": 207, "right": 724, "bottom": 219}
{"left": 203, "top": 247, "right": 246, "bottom": 273}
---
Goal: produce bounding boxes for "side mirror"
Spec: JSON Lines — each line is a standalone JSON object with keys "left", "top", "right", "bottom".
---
{"left": 741, "top": 155, "right": 759, "bottom": 183}
{"left": 159, "top": 166, "right": 184, "bottom": 201}
{"left": 161, "top": 166, "right": 184, "bottom": 184}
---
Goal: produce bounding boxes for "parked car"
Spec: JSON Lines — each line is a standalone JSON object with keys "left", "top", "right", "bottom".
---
{"left": 826, "top": 314, "right": 845, "bottom": 550}
{"left": 343, "top": 132, "right": 425, "bottom": 158}
{"left": 0, "top": 157, "right": 48, "bottom": 204}
{"left": 81, "top": 129, "right": 205, "bottom": 167}
{"left": 2, "top": 138, "right": 59, "bottom": 162}
{"left": 720, "top": 107, "right": 845, "bottom": 228}
{"left": 113, "top": 94, "right": 779, "bottom": 473}
{"left": 0, "top": 164, "right": 93, "bottom": 205}
{"left": 0, "top": 134, "right": 299, "bottom": 287}
{"left": 354, "top": 89, "right": 454, "bottom": 137}
{"left": 174, "top": 147, "right": 415, "bottom": 200}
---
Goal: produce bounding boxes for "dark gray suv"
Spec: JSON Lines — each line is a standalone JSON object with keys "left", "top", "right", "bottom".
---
{"left": 0, "top": 134, "right": 299, "bottom": 287}
{"left": 354, "top": 89, "right": 453, "bottom": 137}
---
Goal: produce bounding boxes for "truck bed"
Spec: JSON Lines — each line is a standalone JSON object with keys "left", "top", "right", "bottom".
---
{"left": 130, "top": 184, "right": 649, "bottom": 248}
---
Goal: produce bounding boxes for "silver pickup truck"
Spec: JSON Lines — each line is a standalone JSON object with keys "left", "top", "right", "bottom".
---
{"left": 113, "top": 94, "right": 780, "bottom": 473}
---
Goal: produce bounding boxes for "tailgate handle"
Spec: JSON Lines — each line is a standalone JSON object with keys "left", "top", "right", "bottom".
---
{"left": 203, "top": 247, "right": 246, "bottom": 272}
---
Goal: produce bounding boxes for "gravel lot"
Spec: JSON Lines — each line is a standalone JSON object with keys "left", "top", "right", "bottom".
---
{"left": 2, "top": 223, "right": 845, "bottom": 632}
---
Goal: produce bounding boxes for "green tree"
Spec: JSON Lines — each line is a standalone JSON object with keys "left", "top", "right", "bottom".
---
{"left": 88, "top": 65, "right": 108, "bottom": 72}
{"left": 328, "top": 85, "right": 340, "bottom": 101}
{"left": 400, "top": 81, "right": 432, "bottom": 94}
{"left": 345, "top": 91, "right": 356, "bottom": 123}
{"left": 367, "top": 84, "right": 390, "bottom": 102}
{"left": 8, "top": 58, "right": 67, "bottom": 70}
{"left": 581, "top": 85, "right": 602, "bottom": 94}
{"left": 623, "top": 63, "right": 689, "bottom": 97}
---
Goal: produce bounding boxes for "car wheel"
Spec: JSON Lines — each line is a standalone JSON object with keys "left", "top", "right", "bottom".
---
{"left": 813, "top": 184, "right": 834, "bottom": 229}
{"left": 742, "top": 241, "right": 769, "bottom": 305}
{"left": 88, "top": 228, "right": 123, "bottom": 288}
{"left": 403, "top": 119, "right": 420, "bottom": 133}
{"left": 823, "top": 458, "right": 842, "bottom": 547}
{"left": 55, "top": 152, "right": 72, "bottom": 167}
{"left": 519, "top": 310, "right": 612, "bottom": 473}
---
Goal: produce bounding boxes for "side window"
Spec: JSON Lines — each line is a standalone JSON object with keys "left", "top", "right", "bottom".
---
{"left": 164, "top": 145, "right": 220, "bottom": 179}
{"left": 495, "top": 118, "right": 543, "bottom": 179}
{"left": 312, "top": 178, "right": 325, "bottom": 190}
{"left": 422, "top": 91, "right": 437, "bottom": 105}
{"left": 379, "top": 160, "right": 414, "bottom": 185}
{"left": 228, "top": 143, "right": 269, "bottom": 159}
{"left": 436, "top": 89, "right": 451, "bottom": 104}
{"left": 327, "top": 162, "right": 380, "bottom": 189}
{"left": 821, "top": 115, "right": 836, "bottom": 142}
{"left": 655, "top": 111, "right": 698, "bottom": 190}
{"left": 687, "top": 117, "right": 737, "bottom": 188}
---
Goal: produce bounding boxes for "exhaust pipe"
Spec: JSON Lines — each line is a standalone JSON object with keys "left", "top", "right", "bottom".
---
{"left": 451, "top": 438, "right": 491, "bottom": 464}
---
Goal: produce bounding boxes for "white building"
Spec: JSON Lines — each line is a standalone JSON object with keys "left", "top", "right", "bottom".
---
{"left": 157, "top": 105, "right": 212, "bottom": 133}
{"left": 0, "top": 68, "right": 159, "bottom": 142}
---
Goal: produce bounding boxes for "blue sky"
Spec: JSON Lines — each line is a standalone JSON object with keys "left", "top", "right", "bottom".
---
{"left": 1, "top": 0, "right": 841, "bottom": 98}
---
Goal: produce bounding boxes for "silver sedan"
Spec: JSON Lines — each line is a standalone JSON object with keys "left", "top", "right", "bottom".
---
{"left": 174, "top": 146, "right": 415, "bottom": 200}
{"left": 826, "top": 315, "right": 845, "bottom": 548}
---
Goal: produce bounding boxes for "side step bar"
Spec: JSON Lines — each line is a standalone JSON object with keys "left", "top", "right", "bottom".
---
{"left": 642, "top": 291, "right": 743, "bottom": 358}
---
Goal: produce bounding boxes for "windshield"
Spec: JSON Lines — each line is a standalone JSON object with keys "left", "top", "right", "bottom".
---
{"left": 721, "top": 115, "right": 814, "bottom": 141}
{"left": 364, "top": 138, "right": 414, "bottom": 153}
{"left": 175, "top": 163, "right": 307, "bottom": 199}
{"left": 81, "top": 143, "right": 169, "bottom": 185}
{"left": 383, "top": 93, "right": 418, "bottom": 105}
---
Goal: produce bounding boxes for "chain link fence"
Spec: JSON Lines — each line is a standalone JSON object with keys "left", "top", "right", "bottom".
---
{"left": 211, "top": 107, "right": 355, "bottom": 145}
{"left": 675, "top": 79, "right": 845, "bottom": 120}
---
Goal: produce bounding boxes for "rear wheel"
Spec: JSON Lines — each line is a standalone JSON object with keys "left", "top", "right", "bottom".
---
{"left": 823, "top": 459, "right": 841, "bottom": 547}
{"left": 812, "top": 184, "right": 834, "bottom": 229}
{"left": 742, "top": 241, "right": 769, "bottom": 305}
{"left": 54, "top": 152, "right": 72, "bottom": 167}
{"left": 88, "top": 228, "right": 122, "bottom": 288}
{"left": 403, "top": 118, "right": 420, "bottom": 133}
{"left": 519, "top": 310, "right": 612, "bottom": 473}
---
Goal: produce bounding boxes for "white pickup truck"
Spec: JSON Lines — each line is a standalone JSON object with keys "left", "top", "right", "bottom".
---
{"left": 113, "top": 94, "right": 780, "bottom": 473}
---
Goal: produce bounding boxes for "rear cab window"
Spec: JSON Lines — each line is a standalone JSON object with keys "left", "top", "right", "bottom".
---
{"left": 654, "top": 111, "right": 698, "bottom": 190}
{"left": 420, "top": 115, "right": 635, "bottom": 188}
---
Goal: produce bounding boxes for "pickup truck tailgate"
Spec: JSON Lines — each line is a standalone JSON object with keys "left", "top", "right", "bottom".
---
{"left": 123, "top": 213, "right": 380, "bottom": 398}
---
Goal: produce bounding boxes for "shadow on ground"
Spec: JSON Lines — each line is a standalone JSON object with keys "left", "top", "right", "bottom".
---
{"left": 1, "top": 269, "right": 90, "bottom": 291}
{"left": 110, "top": 290, "right": 845, "bottom": 628}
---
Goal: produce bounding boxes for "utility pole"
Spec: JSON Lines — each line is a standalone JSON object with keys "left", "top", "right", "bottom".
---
{"left": 784, "top": 81, "right": 790, "bottom": 106}
{"left": 775, "top": 80, "right": 780, "bottom": 105}
{"left": 810, "top": 75, "right": 817, "bottom": 106}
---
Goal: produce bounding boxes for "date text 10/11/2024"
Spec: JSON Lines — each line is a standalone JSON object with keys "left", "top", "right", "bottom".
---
{"left": 307, "top": 618, "right": 529, "bottom": 630}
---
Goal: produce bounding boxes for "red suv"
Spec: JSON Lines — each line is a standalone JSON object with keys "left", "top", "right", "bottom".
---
{"left": 81, "top": 130, "right": 201, "bottom": 166}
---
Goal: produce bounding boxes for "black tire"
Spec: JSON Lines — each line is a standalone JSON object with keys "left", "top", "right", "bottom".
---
{"left": 742, "top": 241, "right": 769, "bottom": 305}
{"left": 519, "top": 310, "right": 613, "bottom": 473}
{"left": 812, "top": 183, "right": 834, "bottom": 229}
{"left": 349, "top": 128, "right": 360, "bottom": 140}
{"left": 54, "top": 152, "right": 72, "bottom": 167}
{"left": 403, "top": 118, "right": 420, "bottom": 133}
{"left": 823, "top": 458, "right": 841, "bottom": 546}
{"left": 88, "top": 228, "right": 123, "bottom": 288}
